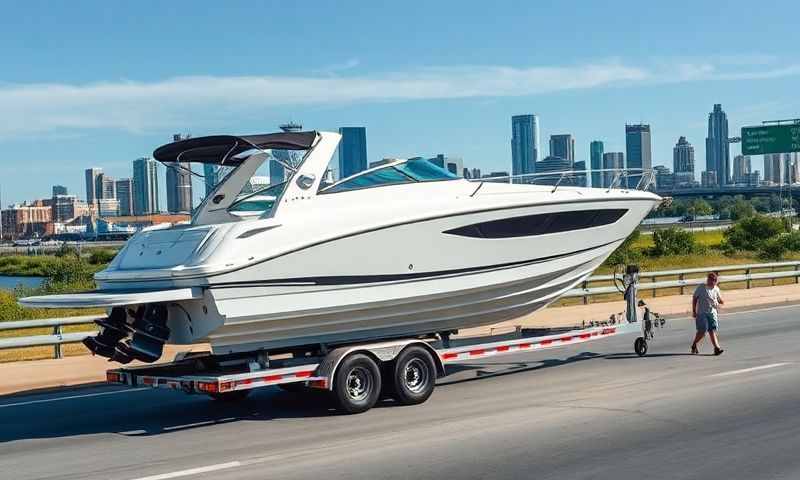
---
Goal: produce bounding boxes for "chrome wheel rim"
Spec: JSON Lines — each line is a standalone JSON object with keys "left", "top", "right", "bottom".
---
{"left": 404, "top": 358, "right": 429, "bottom": 394}
{"left": 346, "top": 366, "right": 371, "bottom": 401}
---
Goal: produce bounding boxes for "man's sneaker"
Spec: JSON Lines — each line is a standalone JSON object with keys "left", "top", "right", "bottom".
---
{"left": 714, "top": 348, "right": 724, "bottom": 356}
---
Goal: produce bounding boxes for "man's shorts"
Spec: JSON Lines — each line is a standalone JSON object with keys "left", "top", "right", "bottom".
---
{"left": 696, "top": 311, "right": 719, "bottom": 332}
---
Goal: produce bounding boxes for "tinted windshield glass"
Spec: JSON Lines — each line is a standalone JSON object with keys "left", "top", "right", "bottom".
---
{"left": 395, "top": 158, "right": 458, "bottom": 181}
{"left": 323, "top": 167, "right": 413, "bottom": 193}
{"left": 228, "top": 181, "right": 286, "bottom": 215}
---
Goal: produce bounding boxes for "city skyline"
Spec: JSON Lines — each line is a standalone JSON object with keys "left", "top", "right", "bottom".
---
{"left": 2, "top": 2, "right": 800, "bottom": 203}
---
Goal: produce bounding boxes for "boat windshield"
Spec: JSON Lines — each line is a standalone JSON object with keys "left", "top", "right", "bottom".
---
{"left": 228, "top": 181, "right": 286, "bottom": 216}
{"left": 321, "top": 158, "right": 458, "bottom": 194}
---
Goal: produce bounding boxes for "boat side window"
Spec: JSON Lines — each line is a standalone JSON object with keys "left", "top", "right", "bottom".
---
{"left": 228, "top": 181, "right": 287, "bottom": 215}
{"left": 321, "top": 167, "right": 414, "bottom": 194}
{"left": 444, "top": 209, "right": 628, "bottom": 238}
{"left": 395, "top": 158, "right": 458, "bottom": 182}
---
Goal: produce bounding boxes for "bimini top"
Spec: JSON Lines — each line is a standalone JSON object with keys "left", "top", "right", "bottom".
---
{"left": 153, "top": 131, "right": 318, "bottom": 165}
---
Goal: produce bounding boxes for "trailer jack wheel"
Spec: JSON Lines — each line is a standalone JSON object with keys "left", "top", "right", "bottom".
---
{"left": 634, "top": 337, "right": 648, "bottom": 357}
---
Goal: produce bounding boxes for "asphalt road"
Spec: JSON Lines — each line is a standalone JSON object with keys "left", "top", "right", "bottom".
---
{"left": 2, "top": 304, "right": 800, "bottom": 480}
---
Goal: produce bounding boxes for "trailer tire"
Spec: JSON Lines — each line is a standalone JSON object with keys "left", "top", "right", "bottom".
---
{"left": 392, "top": 346, "right": 436, "bottom": 406}
{"left": 332, "top": 353, "right": 382, "bottom": 414}
{"left": 209, "top": 390, "right": 251, "bottom": 402}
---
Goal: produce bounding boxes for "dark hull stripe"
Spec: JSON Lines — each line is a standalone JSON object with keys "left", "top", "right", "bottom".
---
{"left": 208, "top": 237, "right": 623, "bottom": 289}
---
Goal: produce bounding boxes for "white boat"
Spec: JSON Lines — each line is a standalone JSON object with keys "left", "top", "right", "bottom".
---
{"left": 20, "top": 131, "right": 661, "bottom": 363}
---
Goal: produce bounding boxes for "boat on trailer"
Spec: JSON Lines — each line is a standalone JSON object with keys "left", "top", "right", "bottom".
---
{"left": 20, "top": 130, "right": 661, "bottom": 369}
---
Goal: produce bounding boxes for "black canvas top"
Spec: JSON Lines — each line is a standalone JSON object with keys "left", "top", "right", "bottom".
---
{"left": 152, "top": 131, "right": 318, "bottom": 165}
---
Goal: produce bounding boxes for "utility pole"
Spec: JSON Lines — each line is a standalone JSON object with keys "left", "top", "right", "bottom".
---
{"left": 0, "top": 183, "right": 4, "bottom": 243}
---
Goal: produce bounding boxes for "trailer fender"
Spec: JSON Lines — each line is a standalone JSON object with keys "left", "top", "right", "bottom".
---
{"left": 317, "top": 339, "right": 444, "bottom": 391}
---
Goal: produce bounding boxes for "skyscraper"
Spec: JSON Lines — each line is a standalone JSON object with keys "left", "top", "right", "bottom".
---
{"left": 764, "top": 154, "right": 782, "bottom": 184}
{"left": 549, "top": 134, "right": 575, "bottom": 162}
{"left": 270, "top": 122, "right": 304, "bottom": 184}
{"left": 133, "top": 157, "right": 159, "bottom": 215}
{"left": 673, "top": 136, "right": 695, "bottom": 187}
{"left": 429, "top": 154, "right": 464, "bottom": 177}
{"left": 166, "top": 134, "right": 193, "bottom": 214}
{"left": 84, "top": 168, "right": 102, "bottom": 205}
{"left": 625, "top": 124, "right": 652, "bottom": 187}
{"left": 511, "top": 114, "right": 540, "bottom": 176}
{"left": 705, "top": 104, "right": 730, "bottom": 186}
{"left": 96, "top": 173, "right": 116, "bottom": 200}
{"left": 203, "top": 164, "right": 222, "bottom": 196}
{"left": 590, "top": 141, "right": 604, "bottom": 188}
{"left": 602, "top": 152, "right": 624, "bottom": 188}
{"left": 115, "top": 178, "right": 134, "bottom": 216}
{"left": 52, "top": 185, "right": 67, "bottom": 197}
{"left": 732, "top": 155, "right": 751, "bottom": 184}
{"left": 338, "top": 127, "right": 368, "bottom": 179}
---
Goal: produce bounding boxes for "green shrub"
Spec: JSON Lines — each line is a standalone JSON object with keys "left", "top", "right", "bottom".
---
{"left": 722, "top": 215, "right": 787, "bottom": 253}
{"left": 604, "top": 229, "right": 643, "bottom": 266}
{"left": 0, "top": 290, "right": 31, "bottom": 321}
{"left": 40, "top": 257, "right": 95, "bottom": 293}
{"left": 54, "top": 243, "right": 80, "bottom": 258}
{"left": 88, "top": 249, "right": 117, "bottom": 265}
{"left": 651, "top": 227, "right": 696, "bottom": 256}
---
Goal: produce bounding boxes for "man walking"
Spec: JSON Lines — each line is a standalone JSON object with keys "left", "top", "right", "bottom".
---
{"left": 691, "top": 272, "right": 724, "bottom": 355}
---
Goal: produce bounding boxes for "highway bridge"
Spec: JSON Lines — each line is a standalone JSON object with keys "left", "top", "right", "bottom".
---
{"left": 656, "top": 184, "right": 800, "bottom": 200}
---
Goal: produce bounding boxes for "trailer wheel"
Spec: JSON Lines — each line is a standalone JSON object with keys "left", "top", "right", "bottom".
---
{"left": 333, "top": 353, "right": 382, "bottom": 414}
{"left": 209, "top": 390, "right": 251, "bottom": 402}
{"left": 634, "top": 337, "right": 648, "bottom": 357}
{"left": 392, "top": 346, "right": 436, "bottom": 406}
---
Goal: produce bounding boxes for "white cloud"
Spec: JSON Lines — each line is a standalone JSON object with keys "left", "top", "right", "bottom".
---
{"left": 0, "top": 58, "right": 798, "bottom": 138}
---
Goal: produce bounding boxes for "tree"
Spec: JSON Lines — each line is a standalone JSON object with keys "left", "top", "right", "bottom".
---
{"left": 651, "top": 227, "right": 696, "bottom": 256}
{"left": 723, "top": 215, "right": 787, "bottom": 252}
{"left": 729, "top": 198, "right": 756, "bottom": 221}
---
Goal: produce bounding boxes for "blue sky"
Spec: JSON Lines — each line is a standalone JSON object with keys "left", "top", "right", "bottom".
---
{"left": 1, "top": 0, "right": 800, "bottom": 204}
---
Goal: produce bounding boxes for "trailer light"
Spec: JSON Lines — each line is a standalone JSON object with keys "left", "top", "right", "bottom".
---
{"left": 309, "top": 379, "right": 327, "bottom": 389}
{"left": 107, "top": 372, "right": 123, "bottom": 384}
{"left": 219, "top": 382, "right": 234, "bottom": 392}
{"left": 195, "top": 381, "right": 219, "bottom": 394}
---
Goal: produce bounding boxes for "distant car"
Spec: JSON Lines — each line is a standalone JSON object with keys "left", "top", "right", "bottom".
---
{"left": 13, "top": 239, "right": 41, "bottom": 247}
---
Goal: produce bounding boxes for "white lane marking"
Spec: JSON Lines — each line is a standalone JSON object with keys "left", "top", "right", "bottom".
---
{"left": 0, "top": 387, "right": 149, "bottom": 408}
{"left": 710, "top": 363, "right": 791, "bottom": 378}
{"left": 130, "top": 461, "right": 242, "bottom": 480}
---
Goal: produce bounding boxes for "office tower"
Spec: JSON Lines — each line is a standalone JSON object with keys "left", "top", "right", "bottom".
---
{"left": 534, "top": 155, "right": 573, "bottom": 185}
{"left": 653, "top": 165, "right": 674, "bottom": 190}
{"left": 672, "top": 136, "right": 695, "bottom": 185}
{"left": 270, "top": 122, "right": 304, "bottom": 184}
{"left": 549, "top": 134, "right": 575, "bottom": 162}
{"left": 732, "top": 155, "right": 751, "bottom": 184}
{"left": 132, "top": 157, "right": 159, "bottom": 215}
{"left": 166, "top": 134, "right": 193, "bottom": 214}
{"left": 429, "top": 154, "right": 464, "bottom": 177}
{"left": 602, "top": 152, "right": 624, "bottom": 188}
{"left": 705, "top": 104, "right": 730, "bottom": 186}
{"left": 115, "top": 178, "right": 134, "bottom": 216}
{"left": 590, "top": 141, "right": 604, "bottom": 188}
{"left": 471, "top": 168, "right": 482, "bottom": 179}
{"left": 203, "top": 164, "right": 221, "bottom": 196}
{"left": 52, "top": 185, "right": 67, "bottom": 197}
{"left": 625, "top": 124, "right": 652, "bottom": 188}
{"left": 511, "top": 114, "right": 540, "bottom": 176}
{"left": 97, "top": 198, "right": 120, "bottom": 217}
{"left": 573, "top": 160, "right": 587, "bottom": 187}
{"left": 85, "top": 168, "right": 102, "bottom": 205}
{"left": 701, "top": 171, "right": 717, "bottom": 188}
{"left": 338, "top": 127, "right": 368, "bottom": 179}
{"left": 96, "top": 173, "right": 116, "bottom": 199}
{"left": 764, "top": 154, "right": 782, "bottom": 184}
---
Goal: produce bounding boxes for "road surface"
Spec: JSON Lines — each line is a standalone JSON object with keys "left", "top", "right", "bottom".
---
{"left": 2, "top": 304, "right": 800, "bottom": 480}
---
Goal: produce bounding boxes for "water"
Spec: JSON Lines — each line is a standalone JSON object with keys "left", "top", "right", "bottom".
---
{"left": 0, "top": 276, "right": 45, "bottom": 291}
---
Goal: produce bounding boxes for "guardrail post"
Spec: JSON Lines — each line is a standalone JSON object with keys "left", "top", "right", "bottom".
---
{"left": 53, "top": 324, "right": 62, "bottom": 359}
{"left": 796, "top": 264, "right": 799, "bottom": 284}
{"left": 651, "top": 275, "right": 657, "bottom": 297}
{"left": 582, "top": 280, "right": 589, "bottom": 305}
{"left": 679, "top": 273, "right": 685, "bottom": 295}
{"left": 746, "top": 268, "right": 751, "bottom": 289}
{"left": 771, "top": 266, "right": 776, "bottom": 287}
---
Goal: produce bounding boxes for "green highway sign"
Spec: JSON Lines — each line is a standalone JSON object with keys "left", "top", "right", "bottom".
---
{"left": 741, "top": 124, "right": 800, "bottom": 155}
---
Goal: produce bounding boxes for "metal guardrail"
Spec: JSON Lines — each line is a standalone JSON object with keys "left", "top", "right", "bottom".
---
{"left": 2, "top": 260, "right": 800, "bottom": 359}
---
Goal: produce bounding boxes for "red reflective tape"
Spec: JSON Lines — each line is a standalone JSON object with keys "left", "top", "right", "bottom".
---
{"left": 142, "top": 377, "right": 154, "bottom": 385}
{"left": 497, "top": 345, "right": 510, "bottom": 352}
{"left": 237, "top": 379, "right": 253, "bottom": 386}
{"left": 601, "top": 328, "right": 617, "bottom": 335}
{"left": 520, "top": 343, "right": 532, "bottom": 348}
{"left": 295, "top": 371, "right": 313, "bottom": 378}
{"left": 469, "top": 349, "right": 485, "bottom": 356}
{"left": 540, "top": 339, "right": 552, "bottom": 345}
{"left": 591, "top": 332, "right": 599, "bottom": 336}
{"left": 579, "top": 333, "right": 591, "bottom": 339}
{"left": 442, "top": 352, "right": 458, "bottom": 360}
{"left": 560, "top": 336, "right": 573, "bottom": 342}
{"left": 263, "top": 374, "right": 283, "bottom": 382}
